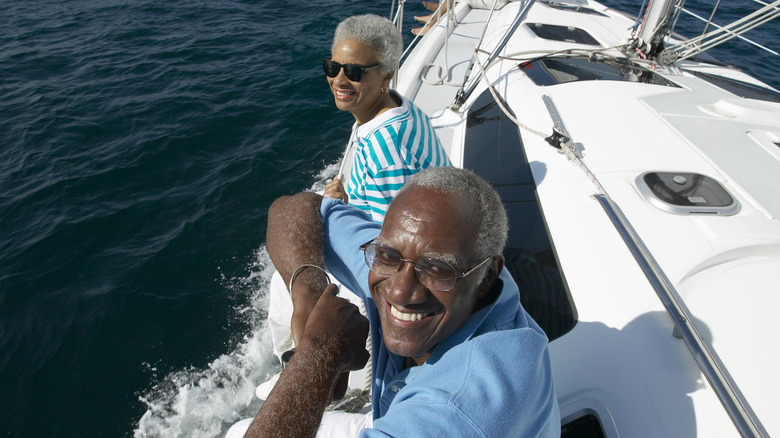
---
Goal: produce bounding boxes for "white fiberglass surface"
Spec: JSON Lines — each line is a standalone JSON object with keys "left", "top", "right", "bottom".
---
{"left": 399, "top": 0, "right": 780, "bottom": 434}
{"left": 679, "top": 254, "right": 780, "bottom": 437}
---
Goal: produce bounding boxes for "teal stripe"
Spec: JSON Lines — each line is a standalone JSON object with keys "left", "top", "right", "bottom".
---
{"left": 375, "top": 167, "right": 416, "bottom": 178}
{"left": 386, "top": 125, "right": 399, "bottom": 153}
{"left": 426, "top": 122, "right": 438, "bottom": 167}
{"left": 408, "top": 110, "right": 422, "bottom": 163}
{"left": 395, "top": 121, "right": 412, "bottom": 166}
{"left": 367, "top": 205, "right": 388, "bottom": 219}
{"left": 367, "top": 181, "right": 406, "bottom": 192}
{"left": 366, "top": 139, "right": 383, "bottom": 174}
{"left": 363, "top": 194, "right": 393, "bottom": 205}
{"left": 373, "top": 131, "right": 395, "bottom": 168}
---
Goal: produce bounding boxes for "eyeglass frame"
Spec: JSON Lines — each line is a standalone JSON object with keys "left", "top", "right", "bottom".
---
{"left": 321, "top": 58, "right": 382, "bottom": 82}
{"left": 359, "top": 239, "right": 493, "bottom": 292}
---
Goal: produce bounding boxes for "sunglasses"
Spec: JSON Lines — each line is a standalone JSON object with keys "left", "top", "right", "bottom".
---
{"left": 321, "top": 58, "right": 381, "bottom": 82}
{"left": 360, "top": 240, "right": 492, "bottom": 292}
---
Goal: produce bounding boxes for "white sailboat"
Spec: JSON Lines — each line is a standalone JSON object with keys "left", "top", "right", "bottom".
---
{"left": 237, "top": 0, "right": 780, "bottom": 435}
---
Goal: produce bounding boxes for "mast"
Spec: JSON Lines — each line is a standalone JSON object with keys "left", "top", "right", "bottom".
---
{"left": 633, "top": 0, "right": 679, "bottom": 57}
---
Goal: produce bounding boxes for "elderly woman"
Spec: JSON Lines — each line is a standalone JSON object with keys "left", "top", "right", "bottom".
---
{"left": 322, "top": 14, "right": 451, "bottom": 223}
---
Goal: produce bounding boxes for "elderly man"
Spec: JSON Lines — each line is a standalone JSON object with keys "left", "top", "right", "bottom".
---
{"left": 245, "top": 167, "right": 559, "bottom": 437}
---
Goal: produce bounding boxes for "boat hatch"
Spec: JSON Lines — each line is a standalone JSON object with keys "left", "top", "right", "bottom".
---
{"left": 684, "top": 69, "right": 780, "bottom": 103}
{"left": 561, "top": 412, "right": 606, "bottom": 438}
{"left": 538, "top": 0, "right": 608, "bottom": 17}
{"left": 520, "top": 56, "right": 681, "bottom": 87}
{"left": 526, "top": 23, "right": 600, "bottom": 46}
{"left": 636, "top": 172, "right": 740, "bottom": 215}
{"left": 464, "top": 89, "right": 577, "bottom": 341}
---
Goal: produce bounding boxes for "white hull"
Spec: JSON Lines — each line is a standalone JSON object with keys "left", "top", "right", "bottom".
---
{"left": 395, "top": 0, "right": 779, "bottom": 436}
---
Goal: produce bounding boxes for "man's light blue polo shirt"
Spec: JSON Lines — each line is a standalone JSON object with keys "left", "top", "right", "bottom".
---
{"left": 320, "top": 198, "right": 560, "bottom": 437}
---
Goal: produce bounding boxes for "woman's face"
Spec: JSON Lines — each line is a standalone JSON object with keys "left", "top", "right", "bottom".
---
{"left": 328, "top": 38, "right": 391, "bottom": 123}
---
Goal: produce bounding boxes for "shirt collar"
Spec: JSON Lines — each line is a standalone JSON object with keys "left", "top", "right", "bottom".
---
{"left": 425, "top": 268, "right": 520, "bottom": 364}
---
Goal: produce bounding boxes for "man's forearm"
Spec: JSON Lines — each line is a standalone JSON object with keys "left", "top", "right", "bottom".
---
{"left": 243, "top": 337, "right": 342, "bottom": 438}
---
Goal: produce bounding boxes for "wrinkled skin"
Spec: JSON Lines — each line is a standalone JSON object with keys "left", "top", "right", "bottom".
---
{"left": 369, "top": 186, "right": 501, "bottom": 365}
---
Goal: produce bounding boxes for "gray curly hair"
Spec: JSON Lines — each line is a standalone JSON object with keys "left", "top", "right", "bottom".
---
{"left": 399, "top": 167, "right": 508, "bottom": 260}
{"left": 332, "top": 14, "right": 402, "bottom": 75}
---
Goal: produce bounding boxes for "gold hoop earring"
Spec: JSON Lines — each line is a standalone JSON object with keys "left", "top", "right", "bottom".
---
{"left": 381, "top": 86, "right": 389, "bottom": 94}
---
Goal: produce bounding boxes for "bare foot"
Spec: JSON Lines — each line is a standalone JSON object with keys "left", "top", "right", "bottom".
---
{"left": 414, "top": 14, "right": 432, "bottom": 24}
{"left": 411, "top": 24, "right": 432, "bottom": 35}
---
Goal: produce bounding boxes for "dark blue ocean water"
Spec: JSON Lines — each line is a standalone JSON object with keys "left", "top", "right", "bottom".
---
{"left": 0, "top": 0, "right": 776, "bottom": 436}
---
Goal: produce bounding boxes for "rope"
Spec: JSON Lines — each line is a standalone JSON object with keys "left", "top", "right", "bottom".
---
{"left": 419, "top": 0, "right": 507, "bottom": 87}
{"left": 470, "top": 47, "right": 607, "bottom": 195}
{"left": 471, "top": 50, "right": 547, "bottom": 139}
{"left": 419, "top": 0, "right": 459, "bottom": 86}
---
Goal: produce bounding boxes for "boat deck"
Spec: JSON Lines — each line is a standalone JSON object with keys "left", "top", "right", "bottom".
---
{"left": 398, "top": 0, "right": 780, "bottom": 435}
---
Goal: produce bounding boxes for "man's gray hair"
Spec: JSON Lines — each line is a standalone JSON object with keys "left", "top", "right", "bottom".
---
{"left": 332, "top": 14, "right": 402, "bottom": 75}
{"left": 400, "top": 167, "right": 508, "bottom": 259}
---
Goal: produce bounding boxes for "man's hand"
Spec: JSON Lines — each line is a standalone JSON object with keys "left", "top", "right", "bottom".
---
{"left": 244, "top": 285, "right": 370, "bottom": 438}
{"left": 300, "top": 284, "right": 370, "bottom": 373}
{"left": 324, "top": 175, "right": 348, "bottom": 204}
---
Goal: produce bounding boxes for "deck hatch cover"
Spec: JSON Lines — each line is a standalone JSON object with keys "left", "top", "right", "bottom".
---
{"left": 636, "top": 172, "right": 740, "bottom": 215}
{"left": 539, "top": 0, "right": 608, "bottom": 17}
{"left": 526, "top": 23, "right": 600, "bottom": 46}
{"left": 684, "top": 69, "right": 780, "bottom": 103}
{"left": 520, "top": 56, "right": 680, "bottom": 87}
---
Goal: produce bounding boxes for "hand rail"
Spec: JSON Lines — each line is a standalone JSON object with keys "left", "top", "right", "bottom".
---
{"left": 594, "top": 194, "right": 769, "bottom": 438}
{"left": 451, "top": 0, "right": 536, "bottom": 111}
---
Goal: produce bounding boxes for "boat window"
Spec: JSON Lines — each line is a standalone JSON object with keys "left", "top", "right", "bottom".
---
{"left": 683, "top": 69, "right": 780, "bottom": 103}
{"left": 526, "top": 23, "right": 600, "bottom": 46}
{"left": 464, "top": 90, "right": 577, "bottom": 342}
{"left": 538, "top": 0, "right": 608, "bottom": 17}
{"left": 520, "top": 56, "right": 681, "bottom": 87}
{"left": 636, "top": 172, "right": 740, "bottom": 215}
{"left": 561, "top": 414, "right": 606, "bottom": 438}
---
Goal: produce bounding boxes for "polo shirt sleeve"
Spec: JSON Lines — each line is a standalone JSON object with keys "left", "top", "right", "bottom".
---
{"left": 320, "top": 197, "right": 380, "bottom": 299}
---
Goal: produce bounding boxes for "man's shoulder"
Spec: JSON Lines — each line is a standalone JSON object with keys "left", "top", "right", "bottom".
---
{"left": 416, "top": 319, "right": 551, "bottom": 393}
{"left": 448, "top": 323, "right": 549, "bottom": 369}
{"left": 379, "top": 327, "right": 558, "bottom": 437}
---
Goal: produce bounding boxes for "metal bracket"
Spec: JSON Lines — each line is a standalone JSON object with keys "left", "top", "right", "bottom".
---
{"left": 542, "top": 95, "right": 581, "bottom": 159}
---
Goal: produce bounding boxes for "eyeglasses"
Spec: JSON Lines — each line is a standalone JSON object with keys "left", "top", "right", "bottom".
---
{"left": 321, "top": 58, "right": 381, "bottom": 82}
{"left": 360, "top": 240, "right": 492, "bottom": 291}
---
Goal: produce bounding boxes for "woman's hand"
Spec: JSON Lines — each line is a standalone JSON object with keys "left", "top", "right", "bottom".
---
{"left": 324, "top": 175, "right": 348, "bottom": 204}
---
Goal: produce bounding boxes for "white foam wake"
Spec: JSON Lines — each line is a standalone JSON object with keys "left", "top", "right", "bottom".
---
{"left": 133, "top": 164, "right": 340, "bottom": 438}
{"left": 133, "top": 246, "right": 278, "bottom": 438}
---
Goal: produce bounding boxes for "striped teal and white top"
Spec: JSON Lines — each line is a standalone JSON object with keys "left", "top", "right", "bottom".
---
{"left": 347, "top": 91, "right": 451, "bottom": 223}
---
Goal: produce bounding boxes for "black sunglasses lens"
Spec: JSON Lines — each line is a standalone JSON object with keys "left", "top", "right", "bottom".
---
{"left": 342, "top": 65, "right": 363, "bottom": 82}
{"left": 322, "top": 59, "right": 340, "bottom": 78}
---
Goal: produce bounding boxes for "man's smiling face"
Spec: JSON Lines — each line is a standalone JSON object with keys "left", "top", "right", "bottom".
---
{"left": 368, "top": 186, "right": 491, "bottom": 365}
